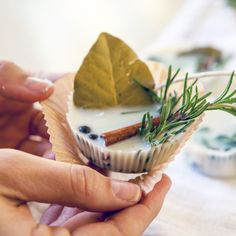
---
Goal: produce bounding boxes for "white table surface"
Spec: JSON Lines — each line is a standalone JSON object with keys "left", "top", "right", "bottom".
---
{"left": 144, "top": 153, "right": 236, "bottom": 236}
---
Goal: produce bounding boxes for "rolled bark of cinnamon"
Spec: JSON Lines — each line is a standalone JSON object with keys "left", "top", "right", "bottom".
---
{"left": 101, "top": 116, "right": 160, "bottom": 146}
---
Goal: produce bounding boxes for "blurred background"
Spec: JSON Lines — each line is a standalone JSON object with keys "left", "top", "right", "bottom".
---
{"left": 0, "top": 0, "right": 184, "bottom": 72}
{"left": 1, "top": 0, "right": 236, "bottom": 235}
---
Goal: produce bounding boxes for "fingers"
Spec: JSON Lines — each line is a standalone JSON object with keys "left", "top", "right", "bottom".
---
{"left": 62, "top": 212, "right": 106, "bottom": 232}
{"left": 0, "top": 149, "right": 141, "bottom": 212}
{"left": 43, "top": 150, "right": 55, "bottom": 160}
{"left": 31, "top": 224, "right": 70, "bottom": 236}
{"left": 107, "top": 174, "right": 171, "bottom": 235}
{"left": 40, "top": 205, "right": 64, "bottom": 225}
{"left": 42, "top": 205, "right": 105, "bottom": 233}
{"left": 19, "top": 139, "right": 51, "bottom": 156}
{"left": 0, "top": 61, "right": 53, "bottom": 103}
{"left": 50, "top": 207, "right": 82, "bottom": 227}
{"left": 72, "top": 175, "right": 171, "bottom": 236}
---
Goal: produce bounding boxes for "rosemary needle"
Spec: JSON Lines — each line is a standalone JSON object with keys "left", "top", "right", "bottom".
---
{"left": 136, "top": 66, "right": 236, "bottom": 146}
{"left": 156, "top": 70, "right": 236, "bottom": 91}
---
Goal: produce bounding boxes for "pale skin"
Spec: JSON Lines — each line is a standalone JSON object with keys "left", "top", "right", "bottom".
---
{"left": 0, "top": 61, "right": 171, "bottom": 236}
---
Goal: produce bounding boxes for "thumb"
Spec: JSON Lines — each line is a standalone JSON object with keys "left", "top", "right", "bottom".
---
{"left": 0, "top": 61, "right": 53, "bottom": 102}
{"left": 0, "top": 149, "right": 141, "bottom": 212}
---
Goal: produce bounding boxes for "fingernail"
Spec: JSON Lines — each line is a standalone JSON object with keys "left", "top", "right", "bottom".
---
{"left": 25, "top": 77, "right": 53, "bottom": 93}
{"left": 111, "top": 180, "right": 141, "bottom": 203}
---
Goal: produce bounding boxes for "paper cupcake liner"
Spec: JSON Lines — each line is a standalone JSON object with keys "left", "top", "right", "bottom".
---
{"left": 69, "top": 120, "right": 202, "bottom": 174}
{"left": 41, "top": 73, "right": 87, "bottom": 165}
{"left": 130, "top": 114, "right": 203, "bottom": 192}
{"left": 69, "top": 128, "right": 179, "bottom": 173}
{"left": 41, "top": 62, "right": 204, "bottom": 191}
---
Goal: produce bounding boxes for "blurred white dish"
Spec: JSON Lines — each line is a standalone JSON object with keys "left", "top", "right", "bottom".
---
{"left": 185, "top": 110, "right": 236, "bottom": 178}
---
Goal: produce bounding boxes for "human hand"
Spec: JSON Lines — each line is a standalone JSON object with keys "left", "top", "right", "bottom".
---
{"left": 0, "top": 149, "right": 171, "bottom": 236}
{"left": 0, "top": 61, "right": 55, "bottom": 155}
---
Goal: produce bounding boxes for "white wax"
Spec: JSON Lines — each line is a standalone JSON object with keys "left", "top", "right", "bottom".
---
{"left": 67, "top": 95, "right": 159, "bottom": 151}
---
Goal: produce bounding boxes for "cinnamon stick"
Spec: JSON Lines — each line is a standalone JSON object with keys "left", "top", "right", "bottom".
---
{"left": 101, "top": 116, "right": 160, "bottom": 146}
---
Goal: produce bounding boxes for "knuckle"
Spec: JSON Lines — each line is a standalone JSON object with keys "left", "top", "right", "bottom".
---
{"left": 50, "top": 227, "right": 70, "bottom": 236}
{"left": 107, "top": 220, "right": 127, "bottom": 236}
{"left": 31, "top": 224, "right": 51, "bottom": 236}
{"left": 0, "top": 149, "right": 16, "bottom": 174}
{"left": 0, "top": 61, "right": 18, "bottom": 77}
{"left": 139, "top": 203, "right": 153, "bottom": 216}
{"left": 31, "top": 224, "right": 70, "bottom": 236}
{"left": 0, "top": 61, "right": 12, "bottom": 70}
{"left": 0, "top": 149, "right": 22, "bottom": 193}
{"left": 69, "top": 165, "right": 96, "bottom": 200}
{"left": 0, "top": 61, "right": 26, "bottom": 84}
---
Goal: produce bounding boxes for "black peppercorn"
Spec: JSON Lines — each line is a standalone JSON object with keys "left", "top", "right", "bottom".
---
{"left": 79, "top": 126, "right": 91, "bottom": 134}
{"left": 89, "top": 133, "right": 98, "bottom": 140}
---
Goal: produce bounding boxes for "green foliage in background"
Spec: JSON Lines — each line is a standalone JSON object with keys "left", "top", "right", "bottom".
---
{"left": 228, "top": 0, "right": 236, "bottom": 8}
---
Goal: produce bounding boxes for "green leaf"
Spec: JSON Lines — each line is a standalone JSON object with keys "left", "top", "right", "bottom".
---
{"left": 73, "top": 32, "right": 154, "bottom": 108}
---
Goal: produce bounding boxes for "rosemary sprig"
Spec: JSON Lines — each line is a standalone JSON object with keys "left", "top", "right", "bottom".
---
{"left": 138, "top": 67, "right": 236, "bottom": 146}
{"left": 228, "top": 0, "right": 236, "bottom": 9}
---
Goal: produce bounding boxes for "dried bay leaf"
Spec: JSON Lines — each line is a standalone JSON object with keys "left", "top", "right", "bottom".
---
{"left": 73, "top": 32, "right": 154, "bottom": 108}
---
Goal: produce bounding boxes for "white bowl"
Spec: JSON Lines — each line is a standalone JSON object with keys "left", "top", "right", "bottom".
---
{"left": 185, "top": 110, "right": 236, "bottom": 178}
